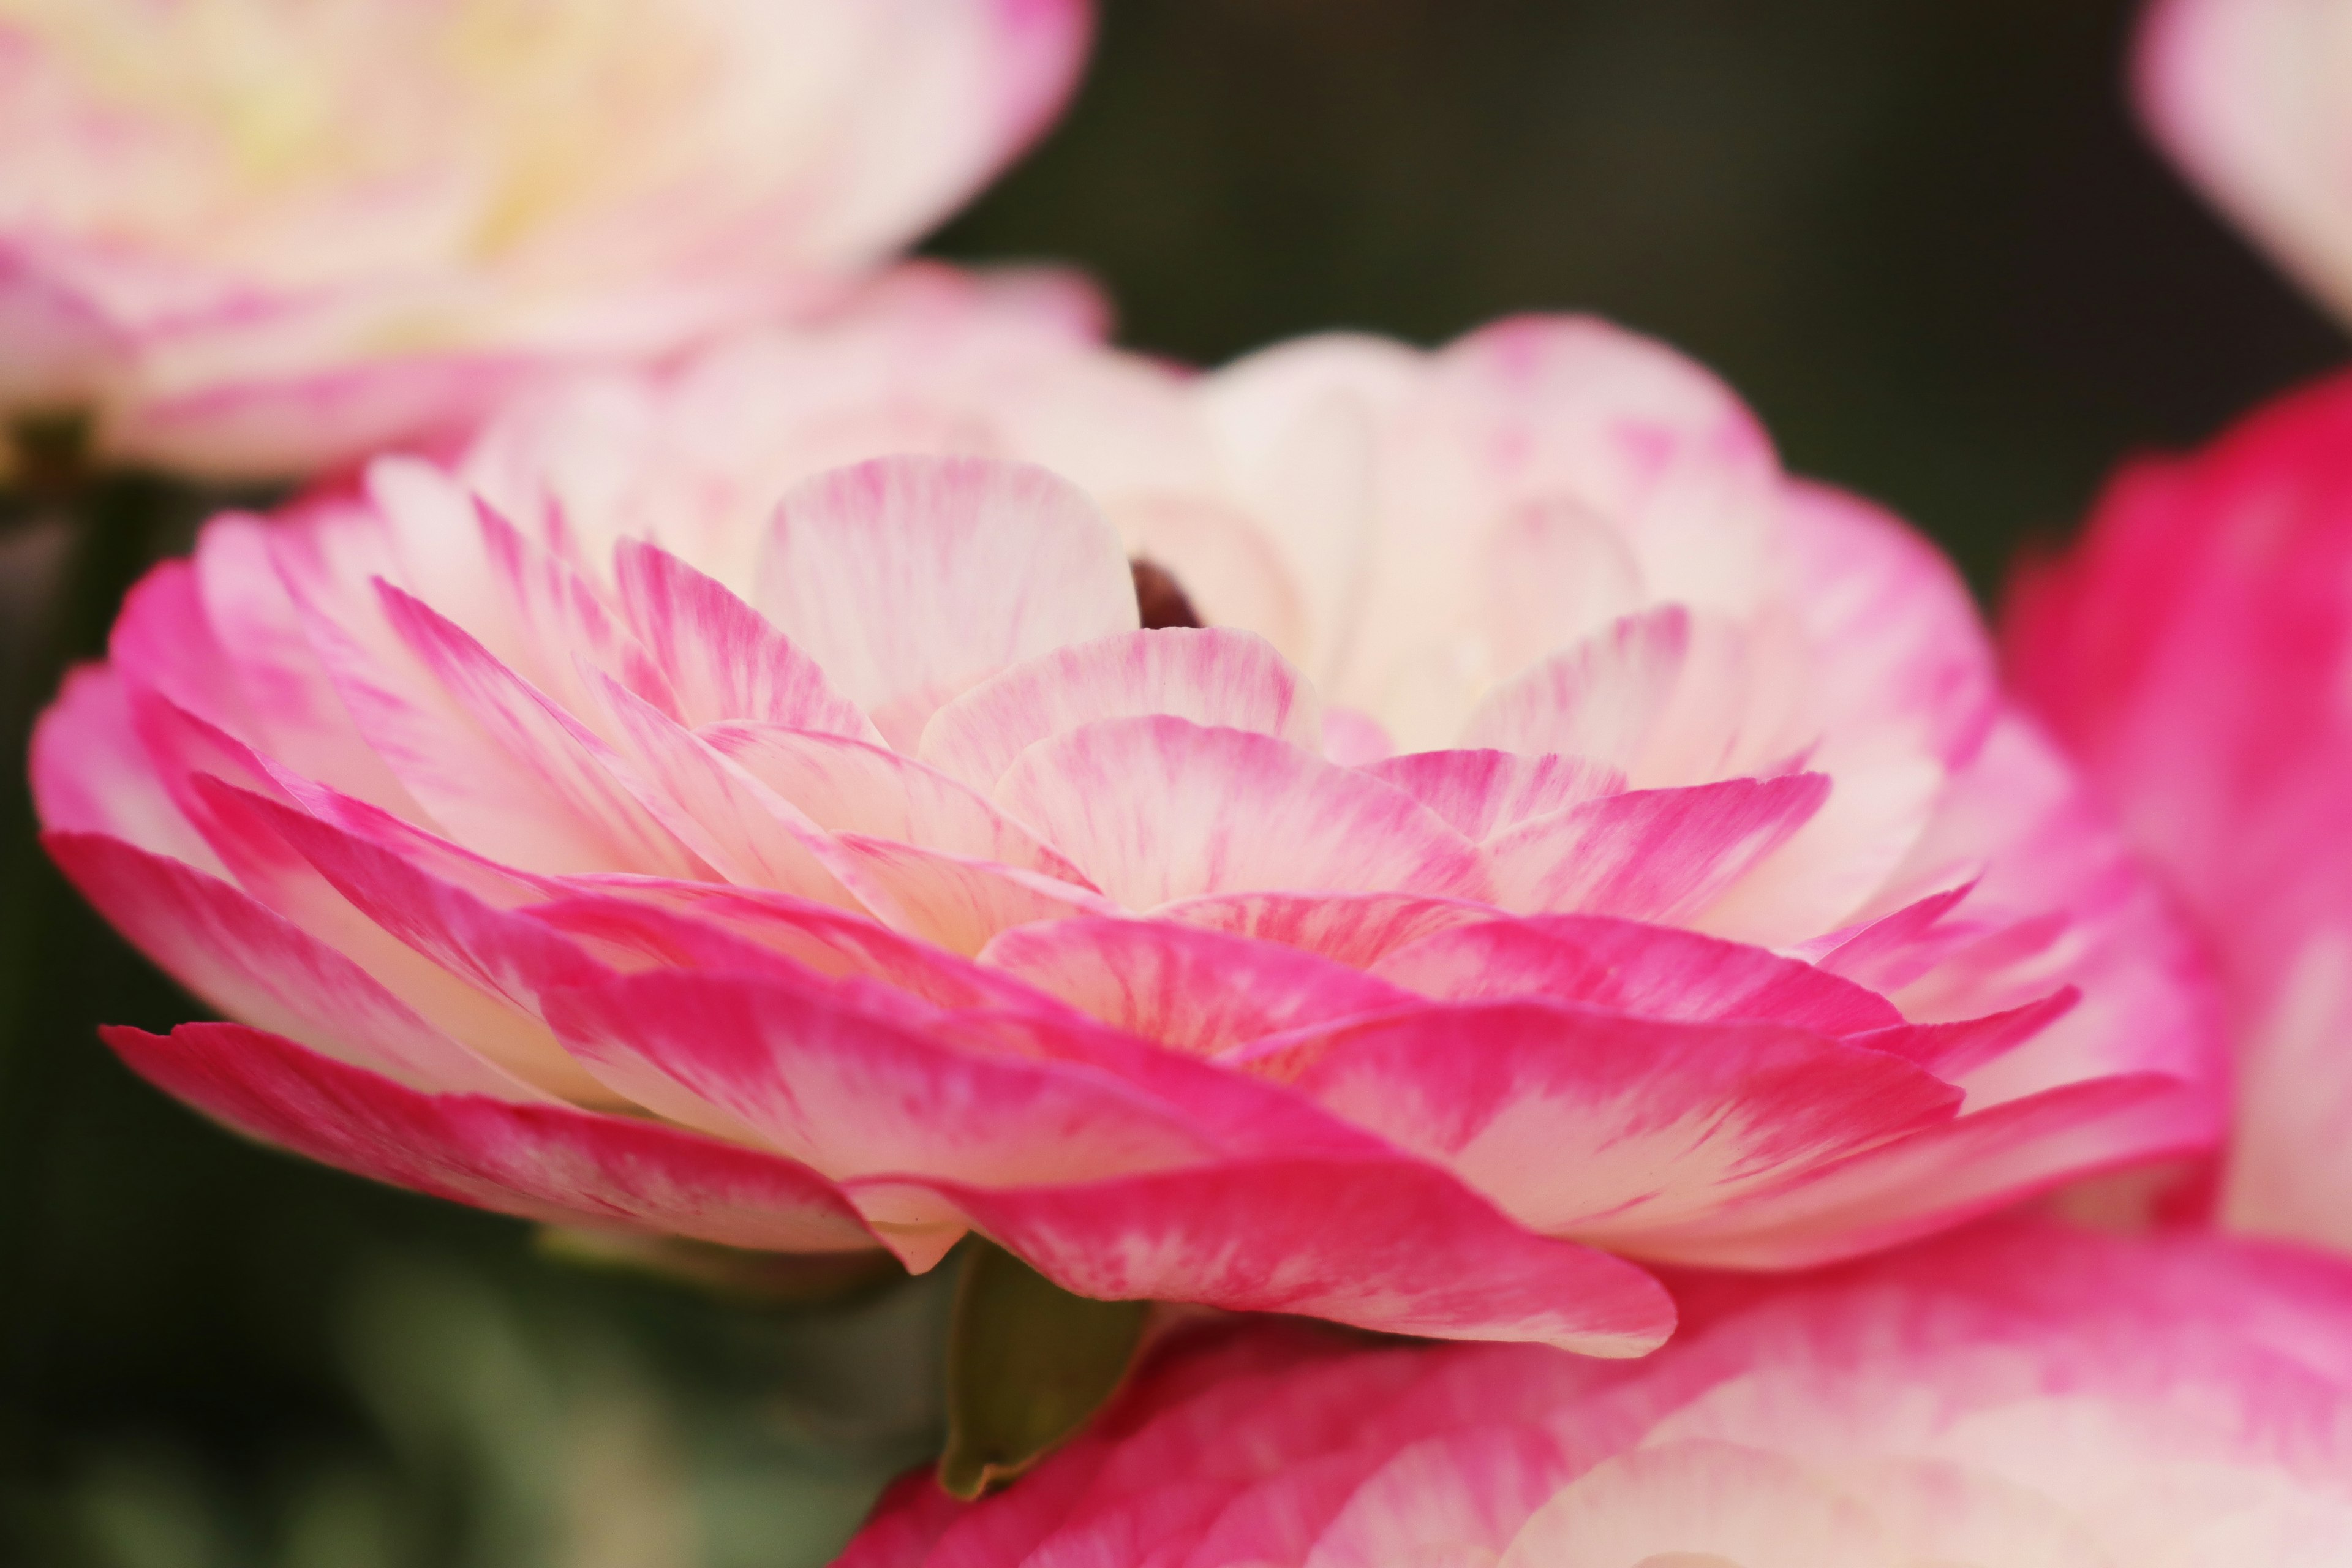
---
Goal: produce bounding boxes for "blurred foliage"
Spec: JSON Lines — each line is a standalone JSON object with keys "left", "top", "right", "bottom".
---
{"left": 3, "top": 2, "right": 2345, "bottom": 1564}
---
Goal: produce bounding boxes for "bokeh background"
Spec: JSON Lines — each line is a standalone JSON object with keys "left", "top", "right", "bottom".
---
{"left": 2, "top": 2, "right": 2342, "bottom": 1563}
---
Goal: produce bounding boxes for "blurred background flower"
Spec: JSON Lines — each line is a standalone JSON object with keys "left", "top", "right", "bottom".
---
{"left": 0, "top": 0, "right": 1090, "bottom": 480}
{"left": 4, "top": 2, "right": 2346, "bottom": 1565}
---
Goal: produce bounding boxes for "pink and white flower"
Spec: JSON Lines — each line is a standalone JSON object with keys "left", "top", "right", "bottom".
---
{"left": 0, "top": 0, "right": 1089, "bottom": 477}
{"left": 2007, "top": 369, "right": 2352, "bottom": 1256}
{"left": 2137, "top": 0, "right": 2352, "bottom": 325}
{"left": 34, "top": 304, "right": 2220, "bottom": 1357}
{"left": 842, "top": 1223, "right": 2352, "bottom": 1567}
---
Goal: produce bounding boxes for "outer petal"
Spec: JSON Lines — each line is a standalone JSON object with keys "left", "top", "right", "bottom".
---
{"left": 755, "top": 456, "right": 1138, "bottom": 747}
{"left": 994, "top": 716, "right": 1492, "bottom": 909}
{"left": 44, "top": 831, "right": 530, "bottom": 1098}
{"left": 106, "top": 1022, "right": 875, "bottom": 1253}
{"left": 1620, "top": 1074, "right": 2215, "bottom": 1268}
{"left": 1242, "top": 1000, "right": 1961, "bottom": 1237}
{"left": 29, "top": 664, "right": 221, "bottom": 872}
{"left": 540, "top": 968, "right": 1224, "bottom": 1189}
{"left": 907, "top": 1158, "right": 1676, "bottom": 1355}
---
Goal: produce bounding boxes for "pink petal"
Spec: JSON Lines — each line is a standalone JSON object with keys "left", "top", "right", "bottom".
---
{"left": 29, "top": 664, "right": 220, "bottom": 872}
{"left": 1478, "top": 496, "right": 1649, "bottom": 673}
{"left": 705, "top": 722, "right": 1085, "bottom": 881}
{"left": 979, "top": 917, "right": 1420, "bottom": 1055}
{"left": 1858, "top": 989, "right": 2079, "bottom": 1080}
{"left": 378, "top": 585, "right": 708, "bottom": 877}
{"left": 144, "top": 714, "right": 612, "bottom": 1103}
{"left": 540, "top": 969, "right": 1223, "bottom": 1192}
{"left": 906, "top": 1156, "right": 1675, "bottom": 1354}
{"left": 1487, "top": 775, "right": 1828, "bottom": 919}
{"left": 1363, "top": 750, "right": 1629, "bottom": 841}
{"left": 106, "top": 1022, "right": 875, "bottom": 1253}
{"left": 1777, "top": 481, "right": 1996, "bottom": 766}
{"left": 1370, "top": 915, "right": 1902, "bottom": 1036}
{"left": 1623, "top": 1073, "right": 2218, "bottom": 1268}
{"left": 473, "top": 499, "right": 682, "bottom": 726}
{"left": 994, "top": 716, "right": 1492, "bottom": 910}
{"left": 267, "top": 510, "right": 649, "bottom": 874}
{"left": 755, "top": 456, "right": 1137, "bottom": 748}
{"left": 1457, "top": 606, "right": 1689, "bottom": 764}
{"left": 526, "top": 878, "right": 1066, "bottom": 1015}
{"left": 1158, "top": 891, "right": 1495, "bottom": 969}
{"left": 821, "top": 834, "right": 1117, "bottom": 955}
{"left": 613, "top": 537, "right": 881, "bottom": 739}
{"left": 1240, "top": 1000, "right": 1959, "bottom": 1237}
{"left": 585, "top": 673, "right": 858, "bottom": 903}
{"left": 918, "top": 627, "right": 1323, "bottom": 794}
{"left": 106, "top": 559, "right": 260, "bottom": 752}
{"left": 44, "top": 831, "right": 529, "bottom": 1098}
{"left": 192, "top": 512, "right": 420, "bottom": 817}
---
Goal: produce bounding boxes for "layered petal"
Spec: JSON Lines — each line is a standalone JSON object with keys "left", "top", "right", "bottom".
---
{"left": 847, "top": 1225, "right": 2352, "bottom": 1568}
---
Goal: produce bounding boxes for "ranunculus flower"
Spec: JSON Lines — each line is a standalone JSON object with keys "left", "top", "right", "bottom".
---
{"left": 840, "top": 1223, "right": 2352, "bottom": 1566}
{"left": 2137, "top": 0, "right": 2352, "bottom": 324}
{"left": 2007, "top": 369, "right": 2352, "bottom": 1255}
{"left": 0, "top": 0, "right": 1088, "bottom": 477}
{"left": 35, "top": 306, "right": 2220, "bottom": 1357}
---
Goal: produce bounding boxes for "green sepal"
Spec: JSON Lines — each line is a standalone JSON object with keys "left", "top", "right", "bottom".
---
{"left": 937, "top": 1241, "right": 1150, "bottom": 1499}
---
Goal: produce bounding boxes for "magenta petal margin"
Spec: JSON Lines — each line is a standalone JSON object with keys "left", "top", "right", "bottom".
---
{"left": 34, "top": 298, "right": 2223, "bottom": 1352}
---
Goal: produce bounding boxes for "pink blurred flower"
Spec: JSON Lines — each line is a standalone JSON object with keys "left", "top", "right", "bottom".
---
{"left": 0, "top": 0, "right": 1090, "bottom": 478}
{"left": 2137, "top": 0, "right": 2352, "bottom": 323}
{"left": 843, "top": 1222, "right": 2352, "bottom": 1566}
{"left": 34, "top": 303, "right": 2220, "bottom": 1356}
{"left": 2008, "top": 370, "right": 2352, "bottom": 1254}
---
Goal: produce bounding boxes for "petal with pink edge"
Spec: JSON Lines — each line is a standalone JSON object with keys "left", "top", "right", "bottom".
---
{"left": 194, "top": 513, "right": 419, "bottom": 816}
{"left": 540, "top": 969, "right": 1222, "bottom": 1192}
{"left": 1243, "top": 1000, "right": 1960, "bottom": 1236}
{"left": 586, "top": 673, "right": 859, "bottom": 905}
{"left": 107, "top": 1023, "right": 875, "bottom": 1253}
{"left": 1363, "top": 750, "right": 1627, "bottom": 842}
{"left": 995, "top": 717, "right": 1491, "bottom": 910}
{"left": 822, "top": 834, "right": 1117, "bottom": 955}
{"left": 1487, "top": 775, "right": 1829, "bottom": 920}
{"left": 917, "top": 628, "right": 1323, "bottom": 793}
{"left": 614, "top": 537, "right": 881, "bottom": 739}
{"left": 979, "top": 918, "right": 1420, "bottom": 1055}
{"left": 30, "top": 665, "right": 222, "bottom": 872}
{"left": 1155, "top": 891, "right": 1496, "bottom": 970}
{"left": 704, "top": 722, "right": 1085, "bottom": 880}
{"left": 44, "top": 832, "right": 529, "bottom": 1098}
{"left": 380, "top": 586, "right": 709, "bottom": 878}
{"left": 1371, "top": 915, "right": 1902, "bottom": 1037}
{"left": 1621, "top": 1072, "right": 2218, "bottom": 1268}
{"left": 178, "top": 770, "right": 613, "bottom": 1105}
{"left": 755, "top": 456, "right": 1138, "bottom": 748}
{"left": 896, "top": 1156, "right": 1675, "bottom": 1355}
{"left": 1457, "top": 607, "right": 1689, "bottom": 766}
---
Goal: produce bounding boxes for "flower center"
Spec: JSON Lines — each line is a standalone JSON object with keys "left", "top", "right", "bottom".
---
{"left": 1131, "top": 557, "right": 1203, "bottom": 630}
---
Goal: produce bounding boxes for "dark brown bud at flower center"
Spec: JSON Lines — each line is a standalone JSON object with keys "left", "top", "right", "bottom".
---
{"left": 1131, "top": 557, "right": 1204, "bottom": 630}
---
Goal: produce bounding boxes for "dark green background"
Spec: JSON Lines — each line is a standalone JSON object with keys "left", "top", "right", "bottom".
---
{"left": 2, "top": 2, "right": 2340, "bottom": 1562}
